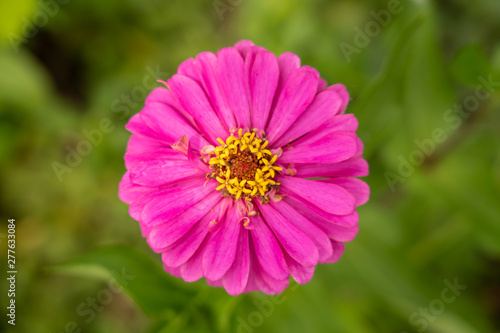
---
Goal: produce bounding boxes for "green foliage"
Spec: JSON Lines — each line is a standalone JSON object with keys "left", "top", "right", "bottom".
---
{"left": 51, "top": 245, "right": 198, "bottom": 317}
{"left": 1, "top": 0, "right": 499, "bottom": 332}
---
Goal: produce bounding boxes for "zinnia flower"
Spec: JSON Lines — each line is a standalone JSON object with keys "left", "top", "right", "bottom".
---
{"left": 119, "top": 40, "right": 369, "bottom": 295}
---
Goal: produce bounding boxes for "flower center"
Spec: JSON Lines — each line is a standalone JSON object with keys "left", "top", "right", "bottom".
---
{"left": 208, "top": 129, "right": 282, "bottom": 200}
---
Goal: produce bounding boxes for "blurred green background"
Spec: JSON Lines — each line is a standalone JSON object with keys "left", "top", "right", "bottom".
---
{"left": 1, "top": 0, "right": 500, "bottom": 332}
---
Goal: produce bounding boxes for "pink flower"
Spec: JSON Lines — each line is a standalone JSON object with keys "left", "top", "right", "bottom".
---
{"left": 119, "top": 40, "right": 369, "bottom": 295}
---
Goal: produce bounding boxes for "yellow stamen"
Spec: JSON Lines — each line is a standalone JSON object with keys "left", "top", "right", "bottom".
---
{"left": 208, "top": 129, "right": 282, "bottom": 201}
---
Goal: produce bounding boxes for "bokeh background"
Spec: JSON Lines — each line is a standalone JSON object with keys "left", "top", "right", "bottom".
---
{"left": 1, "top": 0, "right": 500, "bottom": 332}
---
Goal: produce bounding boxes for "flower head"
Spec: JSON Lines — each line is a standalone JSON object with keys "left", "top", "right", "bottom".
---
{"left": 119, "top": 40, "right": 369, "bottom": 295}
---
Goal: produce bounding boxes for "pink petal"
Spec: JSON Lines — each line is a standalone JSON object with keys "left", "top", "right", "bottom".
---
{"left": 130, "top": 159, "right": 202, "bottom": 187}
{"left": 234, "top": 40, "right": 255, "bottom": 59}
{"left": 186, "top": 141, "right": 212, "bottom": 173}
{"left": 163, "top": 263, "right": 182, "bottom": 278}
{"left": 284, "top": 194, "right": 358, "bottom": 227}
{"left": 168, "top": 74, "right": 228, "bottom": 144}
{"left": 295, "top": 157, "right": 369, "bottom": 178}
{"left": 249, "top": 215, "right": 288, "bottom": 280}
{"left": 145, "top": 87, "right": 195, "bottom": 124}
{"left": 180, "top": 235, "right": 213, "bottom": 282}
{"left": 126, "top": 134, "right": 164, "bottom": 151}
{"left": 217, "top": 47, "right": 251, "bottom": 128}
{"left": 195, "top": 52, "right": 236, "bottom": 129}
{"left": 147, "top": 191, "right": 222, "bottom": 251}
{"left": 249, "top": 50, "right": 279, "bottom": 130}
{"left": 243, "top": 259, "right": 260, "bottom": 293}
{"left": 141, "top": 102, "right": 209, "bottom": 151}
{"left": 257, "top": 201, "right": 319, "bottom": 267}
{"left": 129, "top": 189, "right": 164, "bottom": 222}
{"left": 125, "top": 113, "right": 166, "bottom": 142}
{"left": 203, "top": 208, "right": 242, "bottom": 281}
{"left": 285, "top": 254, "right": 315, "bottom": 285}
{"left": 274, "top": 52, "right": 301, "bottom": 99}
{"left": 141, "top": 178, "right": 217, "bottom": 228}
{"left": 278, "top": 176, "right": 356, "bottom": 216}
{"left": 222, "top": 229, "right": 250, "bottom": 295}
{"left": 313, "top": 221, "right": 359, "bottom": 243}
{"left": 291, "top": 114, "right": 359, "bottom": 148}
{"left": 125, "top": 146, "right": 184, "bottom": 169}
{"left": 271, "top": 200, "right": 333, "bottom": 262}
{"left": 255, "top": 263, "right": 289, "bottom": 295}
{"left": 354, "top": 138, "right": 364, "bottom": 157}
{"left": 177, "top": 58, "right": 202, "bottom": 86}
{"left": 321, "top": 177, "right": 370, "bottom": 207}
{"left": 118, "top": 171, "right": 152, "bottom": 205}
{"left": 325, "top": 84, "right": 349, "bottom": 114}
{"left": 323, "top": 241, "right": 345, "bottom": 263}
{"left": 206, "top": 279, "right": 223, "bottom": 288}
{"left": 279, "top": 132, "right": 358, "bottom": 164}
{"left": 284, "top": 196, "right": 359, "bottom": 243}
{"left": 161, "top": 200, "right": 222, "bottom": 267}
{"left": 317, "top": 78, "right": 327, "bottom": 92}
{"left": 266, "top": 66, "right": 319, "bottom": 144}
{"left": 272, "top": 89, "right": 343, "bottom": 148}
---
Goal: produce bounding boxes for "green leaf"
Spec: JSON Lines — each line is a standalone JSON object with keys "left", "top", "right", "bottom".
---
{"left": 450, "top": 45, "right": 491, "bottom": 87}
{"left": 50, "top": 245, "right": 198, "bottom": 317}
{"left": 0, "top": 0, "right": 37, "bottom": 43}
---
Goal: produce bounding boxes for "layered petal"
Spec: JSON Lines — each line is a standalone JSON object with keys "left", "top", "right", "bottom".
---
{"left": 177, "top": 58, "right": 202, "bottom": 86}
{"left": 324, "top": 241, "right": 345, "bottom": 263}
{"left": 249, "top": 215, "right": 288, "bottom": 280}
{"left": 125, "top": 113, "right": 165, "bottom": 142}
{"left": 290, "top": 114, "right": 359, "bottom": 148}
{"left": 141, "top": 178, "right": 217, "bottom": 228}
{"left": 326, "top": 84, "right": 349, "bottom": 114}
{"left": 249, "top": 50, "right": 279, "bottom": 130}
{"left": 222, "top": 229, "right": 250, "bottom": 295}
{"left": 145, "top": 86, "right": 195, "bottom": 126}
{"left": 272, "top": 89, "right": 343, "bottom": 147}
{"left": 266, "top": 66, "right": 319, "bottom": 143}
{"left": 321, "top": 177, "right": 370, "bottom": 207}
{"left": 257, "top": 201, "right": 319, "bottom": 267}
{"left": 195, "top": 52, "right": 236, "bottom": 129}
{"left": 279, "top": 131, "right": 358, "bottom": 164}
{"left": 168, "top": 74, "right": 228, "bottom": 143}
{"left": 271, "top": 200, "right": 333, "bottom": 262}
{"left": 160, "top": 205, "right": 219, "bottom": 267}
{"left": 125, "top": 146, "right": 184, "bottom": 169}
{"left": 147, "top": 191, "right": 222, "bottom": 251}
{"left": 278, "top": 176, "right": 356, "bottom": 216}
{"left": 283, "top": 195, "right": 358, "bottom": 227}
{"left": 274, "top": 52, "right": 301, "bottom": 100}
{"left": 129, "top": 159, "right": 202, "bottom": 187}
{"left": 234, "top": 40, "right": 255, "bottom": 59}
{"left": 119, "top": 171, "right": 149, "bottom": 204}
{"left": 203, "top": 208, "right": 242, "bottom": 281}
{"left": 295, "top": 157, "right": 369, "bottom": 178}
{"left": 285, "top": 254, "right": 315, "bottom": 285}
{"left": 141, "top": 102, "right": 209, "bottom": 151}
{"left": 217, "top": 47, "right": 251, "bottom": 128}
